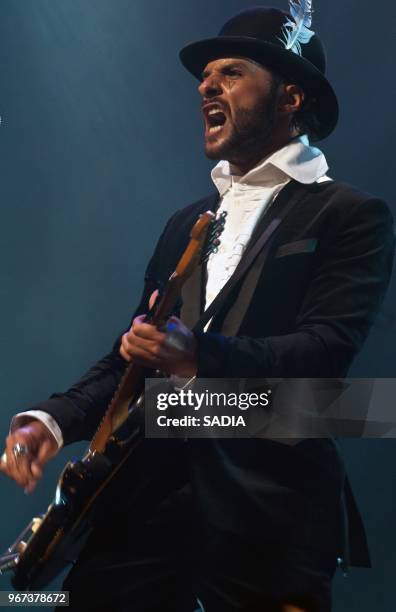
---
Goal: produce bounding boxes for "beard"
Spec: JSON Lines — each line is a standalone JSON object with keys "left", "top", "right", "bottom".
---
{"left": 204, "top": 83, "right": 279, "bottom": 165}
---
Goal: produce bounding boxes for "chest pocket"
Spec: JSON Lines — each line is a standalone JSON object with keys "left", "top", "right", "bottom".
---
{"left": 274, "top": 238, "right": 318, "bottom": 259}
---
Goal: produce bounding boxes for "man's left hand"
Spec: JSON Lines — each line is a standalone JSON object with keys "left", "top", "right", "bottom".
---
{"left": 120, "top": 314, "right": 198, "bottom": 378}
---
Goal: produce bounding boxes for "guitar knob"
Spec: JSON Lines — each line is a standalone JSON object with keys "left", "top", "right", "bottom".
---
{"left": 16, "top": 541, "right": 27, "bottom": 553}
{"left": 31, "top": 517, "right": 43, "bottom": 533}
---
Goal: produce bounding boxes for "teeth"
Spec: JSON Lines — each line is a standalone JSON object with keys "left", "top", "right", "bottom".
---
{"left": 208, "top": 108, "right": 224, "bottom": 116}
{"left": 209, "top": 125, "right": 223, "bottom": 133}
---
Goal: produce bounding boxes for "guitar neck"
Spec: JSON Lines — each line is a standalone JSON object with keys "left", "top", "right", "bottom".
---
{"left": 89, "top": 211, "right": 214, "bottom": 453}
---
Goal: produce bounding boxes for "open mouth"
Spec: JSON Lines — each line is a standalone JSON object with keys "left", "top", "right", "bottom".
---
{"left": 204, "top": 106, "right": 227, "bottom": 136}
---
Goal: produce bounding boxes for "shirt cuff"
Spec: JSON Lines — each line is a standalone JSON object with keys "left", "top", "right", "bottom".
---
{"left": 10, "top": 410, "right": 64, "bottom": 449}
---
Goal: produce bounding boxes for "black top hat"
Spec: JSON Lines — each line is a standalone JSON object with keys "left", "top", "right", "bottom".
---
{"left": 179, "top": 7, "right": 338, "bottom": 141}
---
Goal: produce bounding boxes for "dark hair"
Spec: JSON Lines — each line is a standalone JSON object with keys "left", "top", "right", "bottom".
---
{"left": 272, "top": 73, "right": 321, "bottom": 141}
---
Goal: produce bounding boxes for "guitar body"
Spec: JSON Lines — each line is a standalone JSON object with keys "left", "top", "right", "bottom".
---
{"left": 12, "top": 471, "right": 92, "bottom": 590}
{"left": 12, "top": 396, "right": 144, "bottom": 590}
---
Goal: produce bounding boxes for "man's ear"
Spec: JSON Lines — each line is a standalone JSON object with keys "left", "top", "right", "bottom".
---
{"left": 277, "top": 83, "right": 305, "bottom": 116}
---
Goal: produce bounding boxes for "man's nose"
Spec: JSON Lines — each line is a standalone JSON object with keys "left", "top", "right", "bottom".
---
{"left": 198, "top": 75, "right": 223, "bottom": 98}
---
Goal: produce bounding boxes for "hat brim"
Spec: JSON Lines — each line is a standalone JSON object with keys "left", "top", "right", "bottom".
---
{"left": 180, "top": 36, "right": 339, "bottom": 141}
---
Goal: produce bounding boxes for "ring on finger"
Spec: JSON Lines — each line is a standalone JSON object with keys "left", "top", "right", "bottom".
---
{"left": 12, "top": 443, "right": 29, "bottom": 460}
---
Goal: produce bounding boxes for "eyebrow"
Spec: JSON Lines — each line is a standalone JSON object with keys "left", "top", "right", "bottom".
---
{"left": 201, "top": 61, "right": 246, "bottom": 80}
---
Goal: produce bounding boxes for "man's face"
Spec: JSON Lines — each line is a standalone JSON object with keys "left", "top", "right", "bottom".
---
{"left": 199, "top": 57, "right": 280, "bottom": 164}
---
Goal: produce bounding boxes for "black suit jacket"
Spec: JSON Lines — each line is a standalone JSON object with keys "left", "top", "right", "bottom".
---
{"left": 32, "top": 179, "right": 394, "bottom": 567}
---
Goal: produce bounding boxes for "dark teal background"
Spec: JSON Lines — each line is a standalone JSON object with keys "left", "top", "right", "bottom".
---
{"left": 0, "top": 1, "right": 395, "bottom": 609}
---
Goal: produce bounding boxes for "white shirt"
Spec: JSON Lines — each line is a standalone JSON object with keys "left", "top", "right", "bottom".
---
{"left": 11, "top": 135, "right": 331, "bottom": 448}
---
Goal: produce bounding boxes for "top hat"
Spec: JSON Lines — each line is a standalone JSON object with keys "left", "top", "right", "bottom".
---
{"left": 179, "top": 7, "right": 338, "bottom": 141}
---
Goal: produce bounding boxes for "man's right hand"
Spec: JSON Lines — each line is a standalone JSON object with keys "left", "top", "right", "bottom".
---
{"left": 0, "top": 421, "right": 59, "bottom": 494}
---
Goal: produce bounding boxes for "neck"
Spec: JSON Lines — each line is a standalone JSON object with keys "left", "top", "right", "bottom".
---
{"left": 229, "top": 131, "right": 301, "bottom": 176}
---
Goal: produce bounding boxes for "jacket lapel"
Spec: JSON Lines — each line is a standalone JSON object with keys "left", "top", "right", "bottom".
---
{"left": 212, "top": 180, "right": 310, "bottom": 336}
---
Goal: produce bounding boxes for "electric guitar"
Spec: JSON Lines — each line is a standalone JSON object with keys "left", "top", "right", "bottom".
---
{"left": 0, "top": 210, "right": 220, "bottom": 590}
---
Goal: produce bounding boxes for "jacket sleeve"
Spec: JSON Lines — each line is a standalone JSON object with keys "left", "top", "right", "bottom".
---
{"left": 28, "top": 212, "right": 178, "bottom": 445}
{"left": 195, "top": 198, "right": 395, "bottom": 378}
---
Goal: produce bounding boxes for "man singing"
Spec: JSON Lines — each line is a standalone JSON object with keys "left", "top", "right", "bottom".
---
{"left": 1, "top": 4, "right": 394, "bottom": 611}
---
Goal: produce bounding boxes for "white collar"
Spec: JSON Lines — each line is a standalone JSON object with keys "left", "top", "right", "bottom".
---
{"left": 211, "top": 135, "right": 329, "bottom": 197}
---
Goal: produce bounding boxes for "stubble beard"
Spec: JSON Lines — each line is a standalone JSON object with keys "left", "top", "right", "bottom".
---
{"left": 204, "top": 87, "right": 279, "bottom": 166}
